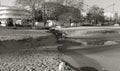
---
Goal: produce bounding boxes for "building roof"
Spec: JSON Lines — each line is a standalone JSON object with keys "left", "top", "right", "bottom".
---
{"left": 0, "top": 6, "right": 30, "bottom": 19}
{"left": 0, "top": 6, "right": 30, "bottom": 12}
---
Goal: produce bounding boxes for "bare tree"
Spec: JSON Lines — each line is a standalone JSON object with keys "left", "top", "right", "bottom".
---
{"left": 15, "top": 0, "right": 65, "bottom": 27}
{"left": 44, "top": 0, "right": 64, "bottom": 4}
{"left": 87, "top": 5, "right": 105, "bottom": 25}
{"left": 63, "top": 0, "right": 84, "bottom": 11}
{"left": 15, "top": 0, "right": 83, "bottom": 27}
{"left": 15, "top": 0, "right": 44, "bottom": 27}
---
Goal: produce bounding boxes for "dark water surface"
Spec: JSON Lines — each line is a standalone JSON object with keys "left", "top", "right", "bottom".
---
{"left": 60, "top": 40, "right": 120, "bottom": 71}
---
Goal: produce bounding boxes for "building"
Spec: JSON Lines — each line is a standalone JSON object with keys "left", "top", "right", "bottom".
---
{"left": 104, "top": 12, "right": 120, "bottom": 22}
{"left": 0, "top": 6, "right": 30, "bottom": 26}
{"left": 81, "top": 12, "right": 87, "bottom": 17}
{"left": 104, "top": 12, "right": 114, "bottom": 20}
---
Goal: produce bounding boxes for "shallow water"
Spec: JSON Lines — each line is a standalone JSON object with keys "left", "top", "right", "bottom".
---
{"left": 61, "top": 40, "right": 120, "bottom": 71}
{"left": 83, "top": 46, "right": 120, "bottom": 71}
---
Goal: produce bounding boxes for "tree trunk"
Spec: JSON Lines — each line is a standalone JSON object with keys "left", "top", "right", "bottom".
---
{"left": 43, "top": 4, "right": 47, "bottom": 27}
{"left": 31, "top": 3, "right": 36, "bottom": 28}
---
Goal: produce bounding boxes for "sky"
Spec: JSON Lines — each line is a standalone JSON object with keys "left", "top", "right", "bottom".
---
{"left": 85, "top": 0, "right": 120, "bottom": 13}
{"left": 1, "top": 0, "right": 16, "bottom": 6}
{"left": 1, "top": 0, "right": 120, "bottom": 13}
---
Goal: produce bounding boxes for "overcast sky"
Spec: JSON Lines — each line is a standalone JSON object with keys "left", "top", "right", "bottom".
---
{"left": 1, "top": 0, "right": 15, "bottom": 6}
{"left": 85, "top": 0, "right": 120, "bottom": 13}
{"left": 1, "top": 0, "right": 120, "bottom": 13}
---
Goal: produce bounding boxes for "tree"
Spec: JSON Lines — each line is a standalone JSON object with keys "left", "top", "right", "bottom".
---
{"left": 58, "top": 6, "right": 81, "bottom": 25}
{"left": 44, "top": 0, "right": 64, "bottom": 4}
{"left": 87, "top": 5, "right": 105, "bottom": 25}
{"left": 41, "top": 2, "right": 68, "bottom": 20}
{"left": 15, "top": 0, "right": 44, "bottom": 27}
{"left": 16, "top": 0, "right": 66, "bottom": 27}
{"left": 35, "top": 10, "right": 43, "bottom": 22}
{"left": 16, "top": 0, "right": 44, "bottom": 10}
{"left": 62, "top": 0, "right": 84, "bottom": 11}
{"left": 16, "top": 0, "right": 83, "bottom": 27}
{"left": 41, "top": 2, "right": 81, "bottom": 23}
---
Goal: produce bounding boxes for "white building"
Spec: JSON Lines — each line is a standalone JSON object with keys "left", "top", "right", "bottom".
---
{"left": 104, "top": 12, "right": 120, "bottom": 21}
{"left": 104, "top": 12, "right": 114, "bottom": 18}
{"left": 81, "top": 12, "right": 87, "bottom": 17}
{"left": 104, "top": 12, "right": 114, "bottom": 20}
{"left": 0, "top": 6, "right": 30, "bottom": 26}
